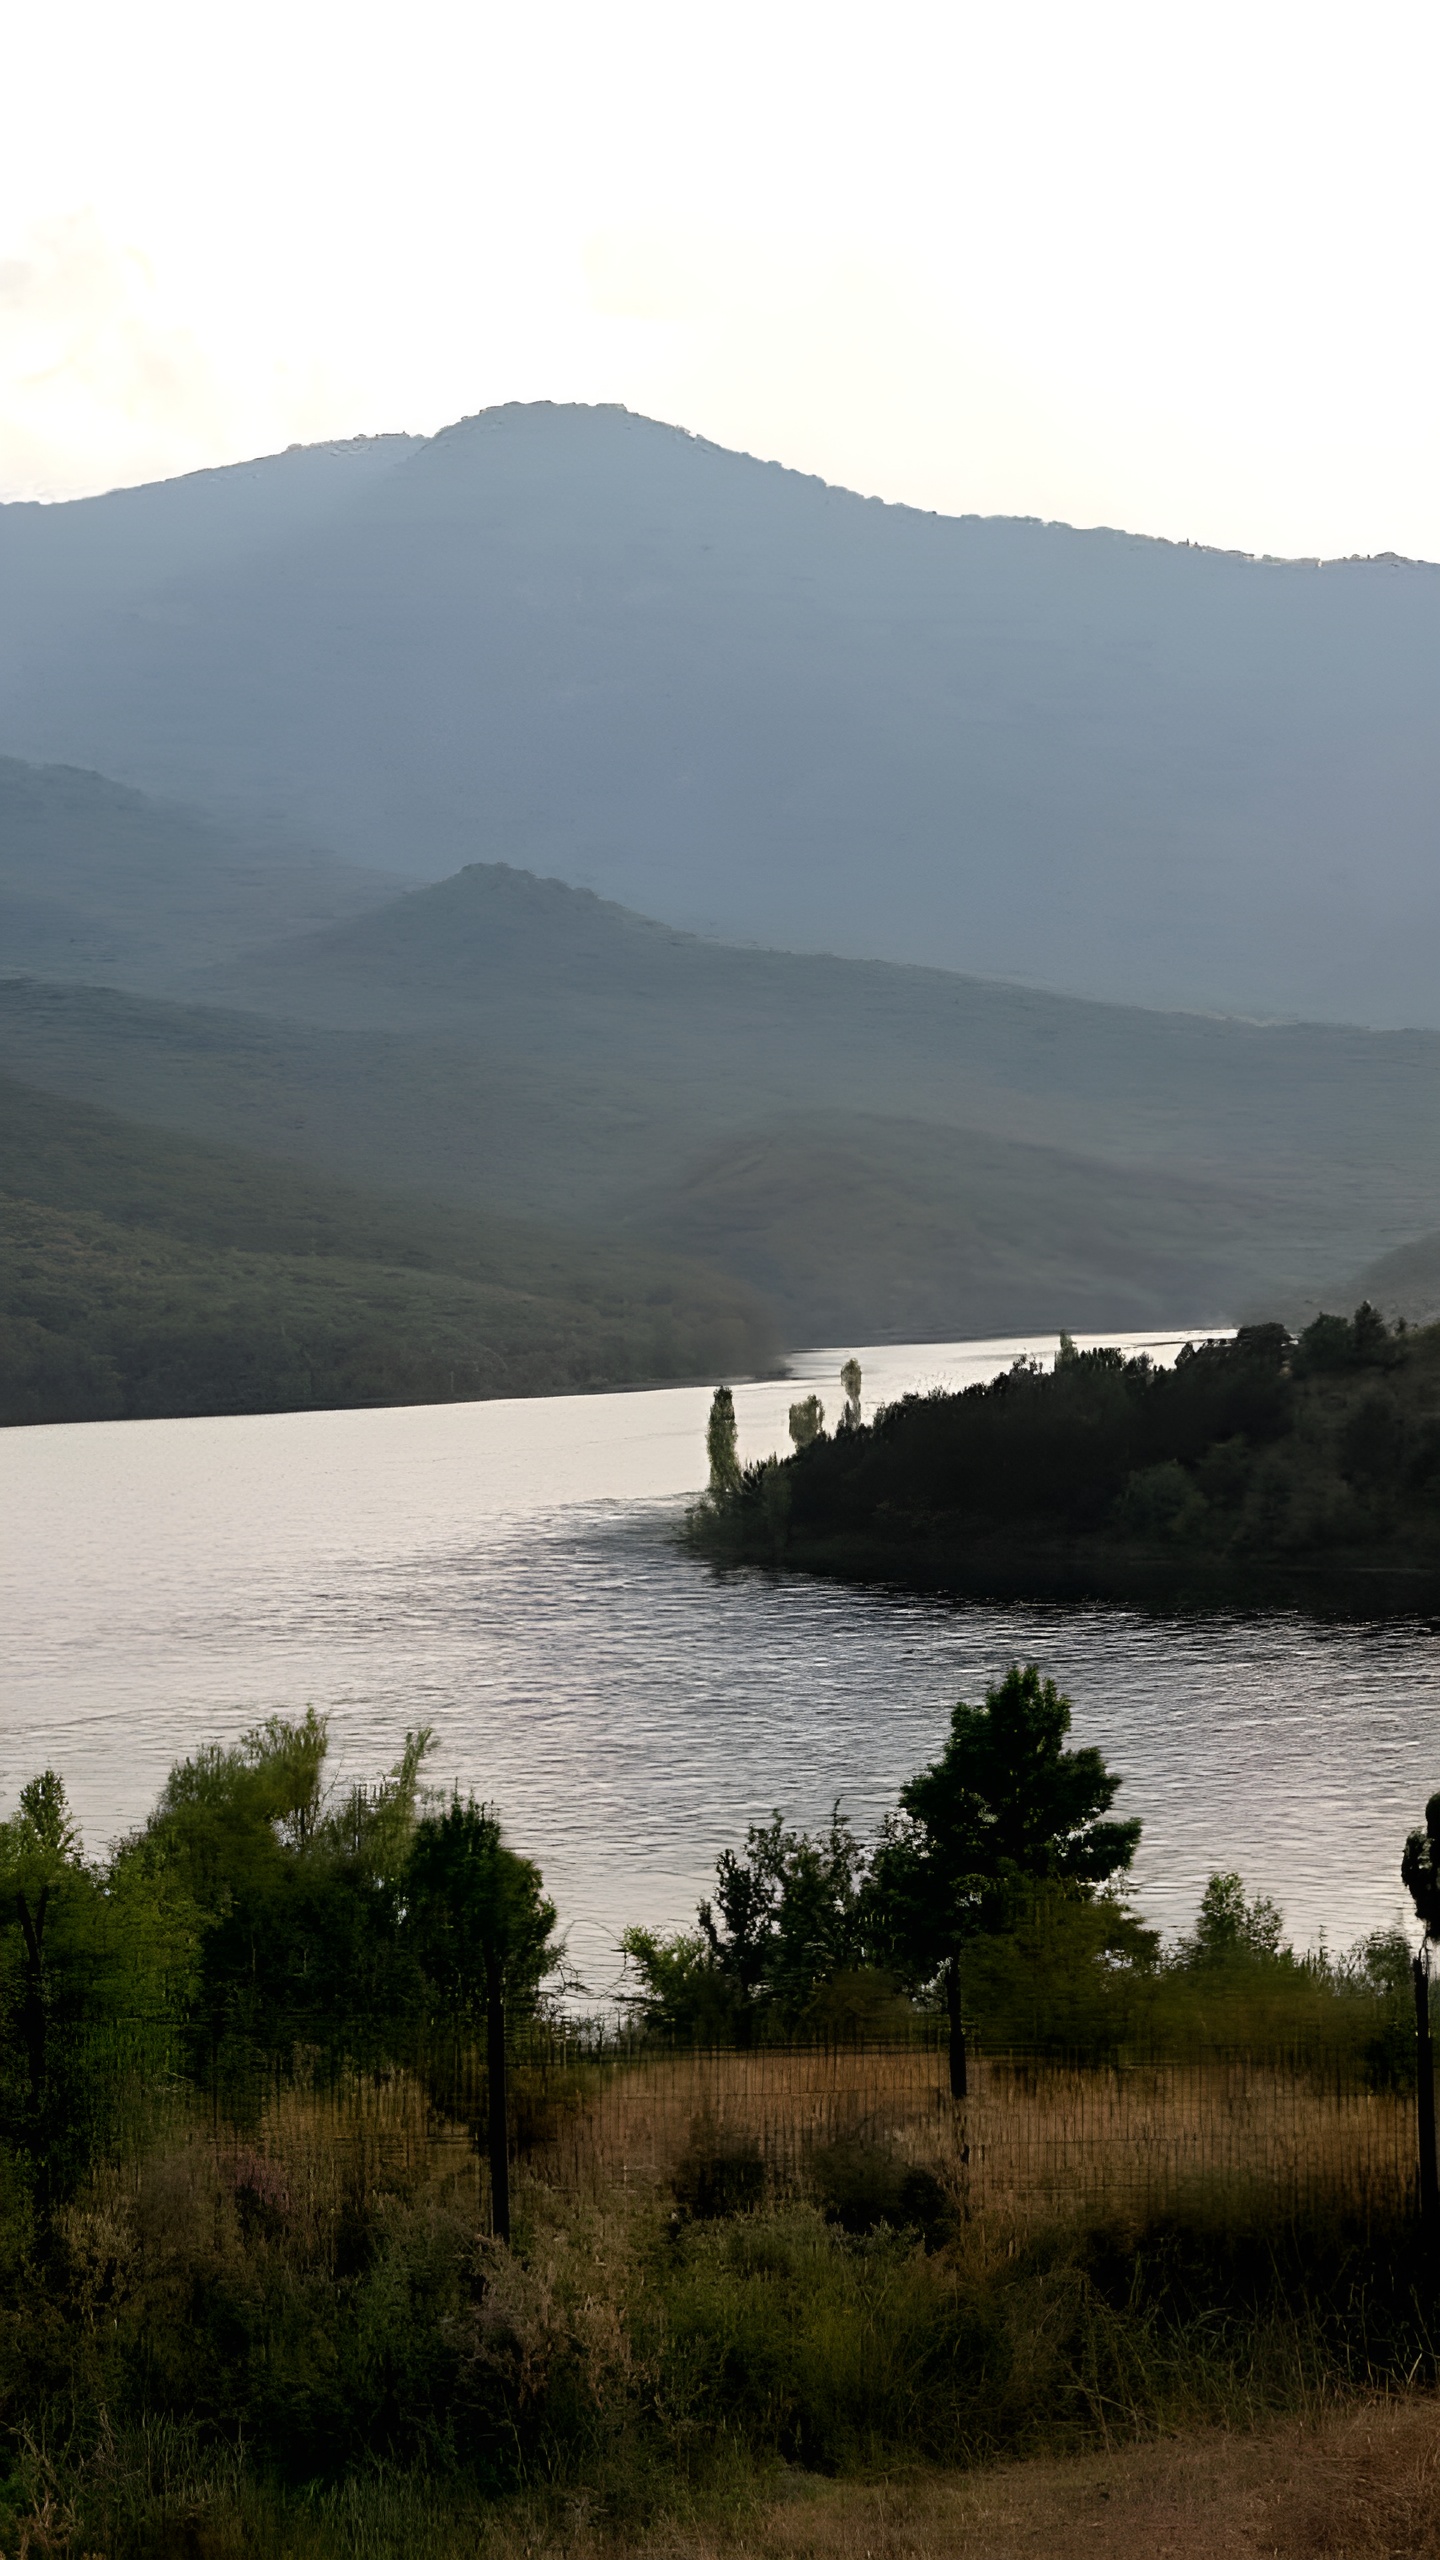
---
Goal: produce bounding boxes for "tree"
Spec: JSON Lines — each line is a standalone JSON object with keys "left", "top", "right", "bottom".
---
{"left": 1181, "top": 1871, "right": 1286, "bottom": 1968}
{"left": 788, "top": 1393, "right": 825, "bottom": 1451}
{"left": 839, "top": 1359, "right": 863, "bottom": 1431}
{"left": 144, "top": 1710, "right": 428, "bottom": 2064}
{"left": 707, "top": 1385, "right": 740, "bottom": 1496}
{"left": 1403, "top": 1796, "right": 1440, "bottom": 1944}
{"left": 0, "top": 1772, "right": 195, "bottom": 2223}
{"left": 623, "top": 1808, "right": 872, "bottom": 2044}
{"left": 869, "top": 1665, "right": 1140, "bottom": 2096}
{"left": 699, "top": 1810, "right": 869, "bottom": 2038}
{"left": 405, "top": 1800, "right": 559, "bottom": 2241}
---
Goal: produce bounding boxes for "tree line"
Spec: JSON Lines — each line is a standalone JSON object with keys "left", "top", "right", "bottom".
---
{"left": 0, "top": 1720, "right": 557, "bottom": 2243}
{"left": 692, "top": 1314, "right": 1440, "bottom": 1604}
{"left": 2, "top": 1660, "right": 1434, "bottom": 2259}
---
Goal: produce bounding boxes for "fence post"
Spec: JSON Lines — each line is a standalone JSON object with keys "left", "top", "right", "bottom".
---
{"left": 946, "top": 1954, "right": 967, "bottom": 2101}
{"left": 1415, "top": 1951, "right": 1437, "bottom": 2240}
{"left": 487, "top": 1964, "right": 511, "bottom": 2246}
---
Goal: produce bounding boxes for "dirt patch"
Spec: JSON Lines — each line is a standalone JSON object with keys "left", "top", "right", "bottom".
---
{"left": 626, "top": 2399, "right": 1440, "bottom": 2560}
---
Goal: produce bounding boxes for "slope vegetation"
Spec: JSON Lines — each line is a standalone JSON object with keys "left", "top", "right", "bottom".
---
{"left": 0, "top": 1075, "right": 776, "bottom": 1425}
{"left": 0, "top": 755, "right": 395, "bottom": 984}
{"left": 0, "top": 972, "right": 1329, "bottom": 1346}
{"left": 17, "top": 853, "right": 1440, "bottom": 1345}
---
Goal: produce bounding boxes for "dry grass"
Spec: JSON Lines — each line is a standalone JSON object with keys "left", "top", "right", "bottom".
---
{"left": 525, "top": 2046, "right": 1414, "bottom": 2233}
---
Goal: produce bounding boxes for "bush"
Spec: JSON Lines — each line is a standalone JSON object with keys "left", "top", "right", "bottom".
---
{"left": 672, "top": 2117, "right": 767, "bottom": 2221}
{"left": 808, "top": 2135, "right": 955, "bottom": 2247}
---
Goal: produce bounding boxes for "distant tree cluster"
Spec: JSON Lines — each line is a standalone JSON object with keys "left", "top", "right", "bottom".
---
{"left": 696, "top": 1312, "right": 1440, "bottom": 1598}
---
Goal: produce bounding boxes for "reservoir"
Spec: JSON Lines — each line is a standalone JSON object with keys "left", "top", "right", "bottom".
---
{"left": 3, "top": 1331, "right": 1437, "bottom": 1993}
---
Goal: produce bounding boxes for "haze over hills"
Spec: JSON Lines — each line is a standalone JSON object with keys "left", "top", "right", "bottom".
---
{"left": 209, "top": 859, "right": 1440, "bottom": 1249}
{"left": 9, "top": 846, "right": 1440, "bottom": 1346}
{"left": 0, "top": 1070, "right": 775, "bottom": 1423}
{"left": 4, "top": 405, "right": 1440, "bottom": 1023}
{"left": 0, "top": 757, "right": 398, "bottom": 984}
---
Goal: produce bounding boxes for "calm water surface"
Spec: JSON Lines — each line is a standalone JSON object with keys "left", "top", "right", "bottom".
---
{"left": 3, "top": 1331, "right": 1438, "bottom": 1990}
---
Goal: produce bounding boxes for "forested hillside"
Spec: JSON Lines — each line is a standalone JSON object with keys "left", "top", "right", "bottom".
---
{"left": 695, "top": 1311, "right": 1440, "bottom": 1610}
{"left": 0, "top": 1076, "right": 775, "bottom": 1424}
{"left": 13, "top": 791, "right": 1440, "bottom": 1351}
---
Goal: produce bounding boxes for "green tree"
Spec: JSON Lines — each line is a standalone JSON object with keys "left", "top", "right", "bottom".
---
{"left": 839, "top": 1358, "right": 863, "bottom": 1431}
{"left": 144, "top": 1710, "right": 428, "bottom": 2065}
{"left": 1181, "top": 1871, "right": 1287, "bottom": 1968}
{"left": 618, "top": 1925, "right": 738, "bottom": 2044}
{"left": 870, "top": 1665, "right": 1140, "bottom": 2095}
{"left": 0, "top": 1773, "right": 195, "bottom": 2222}
{"left": 623, "top": 1808, "right": 873, "bottom": 2044}
{"left": 788, "top": 1393, "right": 825, "bottom": 1451}
{"left": 707, "top": 1384, "right": 740, "bottom": 1496}
{"left": 1402, "top": 1796, "right": 1440, "bottom": 1944}
{"left": 701, "top": 1810, "right": 870, "bottom": 2038}
{"left": 405, "top": 1799, "right": 559, "bottom": 2241}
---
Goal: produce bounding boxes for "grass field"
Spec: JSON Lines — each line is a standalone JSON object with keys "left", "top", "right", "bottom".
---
{"left": 4, "top": 2043, "right": 1432, "bottom": 2555}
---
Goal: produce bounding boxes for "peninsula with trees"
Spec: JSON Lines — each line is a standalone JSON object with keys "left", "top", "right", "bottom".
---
{"left": 691, "top": 1310, "right": 1440, "bottom": 1611}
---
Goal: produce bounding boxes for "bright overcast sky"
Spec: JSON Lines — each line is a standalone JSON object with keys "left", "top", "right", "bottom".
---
{"left": 3, "top": 0, "right": 1438, "bottom": 558}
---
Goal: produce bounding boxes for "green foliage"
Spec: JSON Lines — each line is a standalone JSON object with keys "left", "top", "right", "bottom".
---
{"left": 870, "top": 1667, "right": 1140, "bottom": 1993}
{"left": 0, "top": 1715, "right": 1428, "bottom": 2550}
{"left": 699, "top": 1811, "right": 872, "bottom": 2039}
{"left": 143, "top": 1714, "right": 428, "bottom": 2067}
{"left": 0, "top": 1773, "right": 195, "bottom": 2210}
{"left": 405, "top": 1799, "right": 560, "bottom": 2022}
{"left": 706, "top": 1384, "right": 740, "bottom": 1496}
{"left": 0, "top": 1071, "right": 778, "bottom": 1425}
{"left": 624, "top": 1810, "right": 882, "bottom": 2048}
{"left": 618, "top": 1926, "right": 740, "bottom": 2044}
{"left": 1180, "top": 1872, "right": 1287, "bottom": 1968}
{"left": 1402, "top": 1792, "right": 1440, "bottom": 1940}
{"left": 787, "top": 1392, "right": 824, "bottom": 1450}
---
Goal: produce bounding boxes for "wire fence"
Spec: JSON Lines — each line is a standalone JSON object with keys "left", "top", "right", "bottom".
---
{"left": 514, "top": 2042, "right": 1417, "bottom": 2229}
{"left": 173, "top": 2036, "right": 1424, "bottom": 2245}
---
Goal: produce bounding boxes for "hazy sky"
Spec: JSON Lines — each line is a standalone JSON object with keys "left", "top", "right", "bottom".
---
{"left": 4, "top": 0, "right": 1438, "bottom": 557}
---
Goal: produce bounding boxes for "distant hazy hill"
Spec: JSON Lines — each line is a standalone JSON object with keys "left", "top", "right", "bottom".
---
{"left": 0, "top": 757, "right": 396, "bottom": 984}
{"left": 616, "top": 1114, "right": 1255, "bottom": 1343}
{"left": 0, "top": 954, "right": 1389, "bottom": 1347}
{"left": 4, "top": 405, "right": 1440, "bottom": 1024}
{"left": 0, "top": 1072, "right": 776, "bottom": 1424}
{"left": 212, "top": 860, "right": 1440, "bottom": 1254}
{"left": 1343, "top": 1234, "right": 1440, "bottom": 1329}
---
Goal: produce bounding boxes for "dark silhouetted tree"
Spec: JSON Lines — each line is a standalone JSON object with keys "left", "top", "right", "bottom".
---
{"left": 405, "top": 1800, "right": 559, "bottom": 2241}
{"left": 870, "top": 1665, "right": 1139, "bottom": 2096}
{"left": 788, "top": 1393, "right": 825, "bottom": 1451}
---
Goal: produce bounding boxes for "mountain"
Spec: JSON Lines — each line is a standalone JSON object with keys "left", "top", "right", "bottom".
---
{"left": 0, "top": 757, "right": 397, "bottom": 985}
{"left": 3, "top": 405, "right": 1440, "bottom": 1024}
{"left": 0, "top": 1072, "right": 776, "bottom": 1425}
{"left": 210, "top": 861, "right": 1440, "bottom": 1258}
{"left": 0, "top": 825, "right": 1426, "bottom": 1346}
{"left": 15, "top": 849, "right": 1440, "bottom": 1353}
{"left": 615, "top": 1114, "right": 1254, "bottom": 1343}
{"left": 1341, "top": 1234, "right": 1440, "bottom": 1329}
